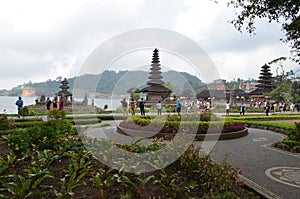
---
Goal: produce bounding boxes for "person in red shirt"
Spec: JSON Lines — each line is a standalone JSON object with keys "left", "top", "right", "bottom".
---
{"left": 59, "top": 97, "right": 64, "bottom": 110}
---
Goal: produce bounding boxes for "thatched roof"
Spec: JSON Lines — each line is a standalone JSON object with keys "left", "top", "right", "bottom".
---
{"left": 196, "top": 89, "right": 229, "bottom": 99}
{"left": 139, "top": 84, "right": 171, "bottom": 94}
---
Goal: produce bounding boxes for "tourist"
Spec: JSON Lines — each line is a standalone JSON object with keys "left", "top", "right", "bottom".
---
{"left": 206, "top": 101, "right": 210, "bottom": 111}
{"left": 157, "top": 100, "right": 162, "bottom": 115}
{"left": 15, "top": 96, "right": 23, "bottom": 118}
{"left": 139, "top": 98, "right": 145, "bottom": 115}
{"left": 240, "top": 103, "right": 245, "bottom": 115}
{"left": 187, "top": 101, "right": 192, "bottom": 113}
{"left": 226, "top": 101, "right": 230, "bottom": 115}
{"left": 120, "top": 98, "right": 128, "bottom": 116}
{"left": 129, "top": 98, "right": 135, "bottom": 116}
{"left": 52, "top": 97, "right": 58, "bottom": 109}
{"left": 290, "top": 103, "right": 295, "bottom": 112}
{"left": 176, "top": 99, "right": 182, "bottom": 115}
{"left": 59, "top": 97, "right": 64, "bottom": 110}
{"left": 46, "top": 97, "right": 52, "bottom": 111}
{"left": 265, "top": 102, "right": 270, "bottom": 116}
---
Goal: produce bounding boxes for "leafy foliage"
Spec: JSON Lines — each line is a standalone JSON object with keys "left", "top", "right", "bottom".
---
{"left": 0, "top": 114, "right": 13, "bottom": 131}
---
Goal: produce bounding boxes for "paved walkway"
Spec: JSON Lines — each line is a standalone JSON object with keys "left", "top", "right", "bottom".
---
{"left": 205, "top": 128, "right": 300, "bottom": 199}
{"left": 87, "top": 121, "right": 300, "bottom": 199}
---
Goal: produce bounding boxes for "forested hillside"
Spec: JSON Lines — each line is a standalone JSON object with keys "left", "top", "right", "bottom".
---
{"left": 5, "top": 70, "right": 204, "bottom": 97}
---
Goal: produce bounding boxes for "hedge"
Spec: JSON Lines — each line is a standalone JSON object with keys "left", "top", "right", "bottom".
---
{"left": 14, "top": 121, "right": 45, "bottom": 128}
{"left": 12, "top": 118, "right": 43, "bottom": 122}
{"left": 121, "top": 116, "right": 238, "bottom": 133}
{"left": 226, "top": 115, "right": 300, "bottom": 121}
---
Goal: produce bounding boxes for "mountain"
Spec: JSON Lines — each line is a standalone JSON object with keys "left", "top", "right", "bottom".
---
{"left": 5, "top": 70, "right": 204, "bottom": 97}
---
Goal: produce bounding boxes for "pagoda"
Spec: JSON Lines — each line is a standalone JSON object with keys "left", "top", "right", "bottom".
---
{"left": 140, "top": 49, "right": 171, "bottom": 101}
{"left": 256, "top": 64, "right": 274, "bottom": 92}
{"left": 56, "top": 78, "right": 73, "bottom": 105}
{"left": 250, "top": 64, "right": 274, "bottom": 101}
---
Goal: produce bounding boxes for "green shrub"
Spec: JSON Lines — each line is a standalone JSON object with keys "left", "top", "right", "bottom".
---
{"left": 290, "top": 122, "right": 300, "bottom": 142}
{"left": 20, "top": 106, "right": 29, "bottom": 118}
{"left": 0, "top": 114, "right": 13, "bottom": 131}
{"left": 8, "top": 130, "right": 31, "bottom": 151}
{"left": 180, "top": 144, "right": 241, "bottom": 195}
{"left": 8, "top": 120, "right": 75, "bottom": 151}
{"left": 227, "top": 114, "right": 300, "bottom": 121}
{"left": 14, "top": 118, "right": 43, "bottom": 123}
{"left": 48, "top": 109, "right": 66, "bottom": 120}
{"left": 125, "top": 115, "right": 230, "bottom": 131}
{"left": 281, "top": 138, "right": 300, "bottom": 147}
{"left": 70, "top": 118, "right": 101, "bottom": 125}
{"left": 14, "top": 121, "right": 44, "bottom": 129}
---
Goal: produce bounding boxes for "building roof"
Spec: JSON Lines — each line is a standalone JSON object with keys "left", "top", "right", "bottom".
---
{"left": 56, "top": 90, "right": 73, "bottom": 97}
{"left": 139, "top": 84, "right": 171, "bottom": 94}
{"left": 249, "top": 88, "right": 265, "bottom": 95}
{"left": 196, "top": 89, "right": 229, "bottom": 99}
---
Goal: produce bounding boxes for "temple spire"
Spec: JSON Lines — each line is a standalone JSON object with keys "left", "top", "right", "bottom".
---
{"left": 147, "top": 49, "right": 165, "bottom": 85}
{"left": 256, "top": 64, "right": 274, "bottom": 92}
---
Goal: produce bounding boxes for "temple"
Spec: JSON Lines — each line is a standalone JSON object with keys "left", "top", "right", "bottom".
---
{"left": 56, "top": 78, "right": 73, "bottom": 105}
{"left": 256, "top": 64, "right": 274, "bottom": 92}
{"left": 249, "top": 64, "right": 274, "bottom": 101}
{"left": 140, "top": 49, "right": 171, "bottom": 101}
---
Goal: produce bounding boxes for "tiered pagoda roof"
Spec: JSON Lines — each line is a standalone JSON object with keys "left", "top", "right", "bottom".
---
{"left": 140, "top": 49, "right": 171, "bottom": 94}
{"left": 146, "top": 48, "right": 164, "bottom": 85}
{"left": 56, "top": 78, "right": 73, "bottom": 97}
{"left": 256, "top": 64, "right": 274, "bottom": 93}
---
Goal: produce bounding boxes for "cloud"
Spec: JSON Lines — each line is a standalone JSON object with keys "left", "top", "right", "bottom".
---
{"left": 0, "top": 0, "right": 297, "bottom": 90}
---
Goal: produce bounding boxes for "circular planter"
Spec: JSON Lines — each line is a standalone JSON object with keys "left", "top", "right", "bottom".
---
{"left": 117, "top": 126, "right": 248, "bottom": 141}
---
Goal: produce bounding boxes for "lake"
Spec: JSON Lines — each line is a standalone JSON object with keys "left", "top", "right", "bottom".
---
{"left": 0, "top": 96, "right": 123, "bottom": 114}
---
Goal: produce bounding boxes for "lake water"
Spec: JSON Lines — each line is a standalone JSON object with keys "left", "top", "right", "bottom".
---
{"left": 0, "top": 96, "right": 123, "bottom": 114}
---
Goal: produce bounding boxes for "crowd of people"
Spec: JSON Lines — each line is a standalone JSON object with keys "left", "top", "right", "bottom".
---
{"left": 119, "top": 98, "right": 215, "bottom": 116}
{"left": 15, "top": 96, "right": 65, "bottom": 117}
{"left": 119, "top": 97, "right": 300, "bottom": 117}
{"left": 15, "top": 95, "right": 300, "bottom": 118}
{"left": 44, "top": 96, "right": 64, "bottom": 111}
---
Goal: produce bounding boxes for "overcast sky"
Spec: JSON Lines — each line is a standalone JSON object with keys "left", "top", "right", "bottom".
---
{"left": 0, "top": 0, "right": 297, "bottom": 90}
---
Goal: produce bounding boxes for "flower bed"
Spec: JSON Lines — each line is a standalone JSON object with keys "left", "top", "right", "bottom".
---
{"left": 118, "top": 115, "right": 246, "bottom": 141}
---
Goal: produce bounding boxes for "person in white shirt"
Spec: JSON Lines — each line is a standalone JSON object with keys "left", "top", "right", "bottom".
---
{"left": 226, "top": 102, "right": 230, "bottom": 115}
{"left": 157, "top": 100, "right": 162, "bottom": 115}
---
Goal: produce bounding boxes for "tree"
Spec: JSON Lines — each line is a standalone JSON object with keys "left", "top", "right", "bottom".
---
{"left": 270, "top": 81, "right": 292, "bottom": 102}
{"left": 164, "top": 82, "right": 174, "bottom": 92}
{"left": 269, "top": 61, "right": 294, "bottom": 102}
{"left": 132, "top": 93, "right": 140, "bottom": 101}
{"left": 228, "top": 0, "right": 300, "bottom": 62}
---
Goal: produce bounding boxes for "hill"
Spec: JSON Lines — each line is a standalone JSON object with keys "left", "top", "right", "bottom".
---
{"left": 4, "top": 70, "right": 204, "bottom": 97}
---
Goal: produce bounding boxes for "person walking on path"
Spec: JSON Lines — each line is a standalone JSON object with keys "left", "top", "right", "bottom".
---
{"left": 120, "top": 98, "right": 128, "bottom": 116}
{"left": 240, "top": 103, "right": 245, "bottom": 115}
{"left": 176, "top": 99, "right": 182, "bottom": 115}
{"left": 157, "top": 100, "right": 162, "bottom": 115}
{"left": 15, "top": 96, "right": 23, "bottom": 118}
{"left": 129, "top": 98, "right": 135, "bottom": 116}
{"left": 139, "top": 98, "right": 145, "bottom": 115}
{"left": 226, "top": 101, "right": 230, "bottom": 115}
{"left": 58, "top": 97, "right": 64, "bottom": 110}
{"left": 265, "top": 102, "right": 270, "bottom": 116}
